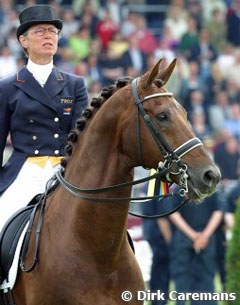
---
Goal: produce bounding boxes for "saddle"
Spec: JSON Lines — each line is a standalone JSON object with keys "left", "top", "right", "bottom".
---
{"left": 0, "top": 175, "right": 59, "bottom": 287}
{"left": 0, "top": 195, "right": 42, "bottom": 284}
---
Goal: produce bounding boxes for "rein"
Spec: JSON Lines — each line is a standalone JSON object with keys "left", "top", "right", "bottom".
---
{"left": 55, "top": 77, "right": 203, "bottom": 218}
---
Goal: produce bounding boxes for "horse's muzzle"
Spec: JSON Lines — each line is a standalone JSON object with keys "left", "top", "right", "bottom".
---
{"left": 187, "top": 165, "right": 221, "bottom": 199}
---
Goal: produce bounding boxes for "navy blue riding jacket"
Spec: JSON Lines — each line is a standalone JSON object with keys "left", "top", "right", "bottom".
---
{"left": 0, "top": 66, "right": 88, "bottom": 195}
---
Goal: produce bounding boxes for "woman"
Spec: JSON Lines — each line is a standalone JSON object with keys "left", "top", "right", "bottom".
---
{"left": 0, "top": 5, "right": 88, "bottom": 231}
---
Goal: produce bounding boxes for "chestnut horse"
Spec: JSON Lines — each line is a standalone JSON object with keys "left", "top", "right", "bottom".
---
{"left": 12, "top": 59, "right": 220, "bottom": 305}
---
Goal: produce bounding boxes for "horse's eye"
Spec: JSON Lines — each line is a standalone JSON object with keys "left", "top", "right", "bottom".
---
{"left": 156, "top": 112, "right": 169, "bottom": 122}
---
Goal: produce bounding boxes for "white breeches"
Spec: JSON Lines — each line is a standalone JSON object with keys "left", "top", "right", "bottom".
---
{"left": 0, "top": 160, "right": 60, "bottom": 232}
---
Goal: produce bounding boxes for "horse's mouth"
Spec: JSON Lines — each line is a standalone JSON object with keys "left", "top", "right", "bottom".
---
{"left": 186, "top": 179, "right": 216, "bottom": 201}
{"left": 181, "top": 164, "right": 221, "bottom": 201}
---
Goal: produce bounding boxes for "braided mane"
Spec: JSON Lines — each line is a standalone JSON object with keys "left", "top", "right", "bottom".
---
{"left": 61, "top": 76, "right": 133, "bottom": 168}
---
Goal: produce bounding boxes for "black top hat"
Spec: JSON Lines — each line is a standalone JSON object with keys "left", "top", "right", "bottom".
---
{"left": 17, "top": 5, "right": 63, "bottom": 40}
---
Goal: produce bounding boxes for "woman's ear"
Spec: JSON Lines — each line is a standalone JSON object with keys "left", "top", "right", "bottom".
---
{"left": 19, "top": 35, "right": 28, "bottom": 49}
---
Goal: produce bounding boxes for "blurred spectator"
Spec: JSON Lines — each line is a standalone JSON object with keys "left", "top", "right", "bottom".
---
{"left": 130, "top": 14, "right": 157, "bottom": 55}
{"left": 89, "top": 37, "right": 102, "bottom": 57}
{"left": 225, "top": 160, "right": 240, "bottom": 230}
{"left": 224, "top": 48, "right": 240, "bottom": 88}
{"left": 179, "top": 61, "right": 205, "bottom": 104}
{"left": 121, "top": 35, "right": 147, "bottom": 76}
{"left": 168, "top": 190, "right": 223, "bottom": 305}
{"left": 108, "top": 32, "right": 129, "bottom": 57}
{"left": 187, "top": 89, "right": 209, "bottom": 124}
{"left": 214, "top": 43, "right": 235, "bottom": 80}
{"left": 98, "top": 46, "right": 124, "bottom": 86}
{"left": 226, "top": 0, "right": 240, "bottom": 46}
{"left": 0, "top": 45, "right": 17, "bottom": 79}
{"left": 68, "top": 25, "right": 92, "bottom": 61}
{"left": 120, "top": 11, "right": 138, "bottom": 38}
{"left": 86, "top": 53, "right": 102, "bottom": 84}
{"left": 191, "top": 111, "right": 212, "bottom": 140}
{"left": 105, "top": 0, "right": 121, "bottom": 25}
{"left": 96, "top": 9, "right": 119, "bottom": 49}
{"left": 88, "top": 80, "right": 102, "bottom": 100}
{"left": 154, "top": 39, "right": 176, "bottom": 65}
{"left": 72, "top": 0, "right": 100, "bottom": 17}
{"left": 186, "top": 0, "right": 203, "bottom": 30}
{"left": 189, "top": 28, "right": 218, "bottom": 82}
{"left": 202, "top": 0, "right": 227, "bottom": 24}
{"left": 164, "top": 4, "right": 188, "bottom": 44}
{"left": 79, "top": 2, "right": 99, "bottom": 38}
{"left": 0, "top": 9, "right": 19, "bottom": 47}
{"left": 48, "top": 0, "right": 62, "bottom": 20}
{"left": 208, "top": 90, "right": 232, "bottom": 132}
{"left": 0, "top": 0, "right": 13, "bottom": 23}
{"left": 169, "top": 0, "right": 187, "bottom": 15}
{"left": 55, "top": 46, "right": 76, "bottom": 74}
{"left": 61, "top": 8, "right": 79, "bottom": 39}
{"left": 214, "top": 134, "right": 240, "bottom": 187}
{"left": 206, "top": 8, "right": 227, "bottom": 52}
{"left": 223, "top": 78, "right": 240, "bottom": 104}
{"left": 224, "top": 103, "right": 240, "bottom": 140}
{"left": 16, "top": 57, "right": 26, "bottom": 70}
{"left": 142, "top": 200, "right": 171, "bottom": 305}
{"left": 158, "top": 24, "right": 179, "bottom": 50}
{"left": 74, "top": 60, "right": 91, "bottom": 87}
{"left": 179, "top": 15, "right": 199, "bottom": 59}
{"left": 146, "top": 53, "right": 158, "bottom": 71}
{"left": 166, "top": 55, "right": 189, "bottom": 99}
{"left": 225, "top": 0, "right": 234, "bottom": 7}
{"left": 5, "top": 27, "right": 23, "bottom": 58}
{"left": 225, "top": 186, "right": 240, "bottom": 232}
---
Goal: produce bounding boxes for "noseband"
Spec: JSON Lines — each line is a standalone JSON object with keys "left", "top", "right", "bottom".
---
{"left": 55, "top": 77, "right": 203, "bottom": 218}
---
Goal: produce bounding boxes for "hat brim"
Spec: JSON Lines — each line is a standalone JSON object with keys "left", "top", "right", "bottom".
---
{"left": 17, "top": 19, "right": 62, "bottom": 40}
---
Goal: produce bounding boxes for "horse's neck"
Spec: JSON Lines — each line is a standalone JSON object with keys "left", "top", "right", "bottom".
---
{"left": 55, "top": 131, "right": 133, "bottom": 267}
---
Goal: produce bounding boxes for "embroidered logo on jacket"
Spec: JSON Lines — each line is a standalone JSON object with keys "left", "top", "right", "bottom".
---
{"left": 60, "top": 98, "right": 74, "bottom": 104}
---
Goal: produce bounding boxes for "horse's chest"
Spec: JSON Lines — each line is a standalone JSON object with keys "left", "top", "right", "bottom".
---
{"left": 62, "top": 267, "right": 144, "bottom": 305}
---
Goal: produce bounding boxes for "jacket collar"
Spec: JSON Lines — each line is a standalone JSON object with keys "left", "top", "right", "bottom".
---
{"left": 14, "top": 66, "right": 68, "bottom": 110}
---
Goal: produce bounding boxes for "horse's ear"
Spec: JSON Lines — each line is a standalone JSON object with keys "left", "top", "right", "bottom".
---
{"left": 144, "top": 58, "right": 164, "bottom": 87}
{"left": 158, "top": 58, "right": 177, "bottom": 85}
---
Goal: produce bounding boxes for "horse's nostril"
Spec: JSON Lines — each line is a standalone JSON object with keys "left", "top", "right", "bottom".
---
{"left": 203, "top": 169, "right": 220, "bottom": 187}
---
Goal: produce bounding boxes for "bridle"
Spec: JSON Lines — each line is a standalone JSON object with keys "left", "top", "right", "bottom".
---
{"left": 55, "top": 77, "right": 203, "bottom": 218}
{"left": 131, "top": 77, "right": 202, "bottom": 195}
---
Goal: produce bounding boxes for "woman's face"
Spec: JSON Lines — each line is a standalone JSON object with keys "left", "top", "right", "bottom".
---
{"left": 19, "top": 23, "right": 60, "bottom": 64}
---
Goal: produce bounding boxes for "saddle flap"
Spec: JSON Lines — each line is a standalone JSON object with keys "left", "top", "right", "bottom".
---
{"left": 0, "top": 205, "right": 35, "bottom": 280}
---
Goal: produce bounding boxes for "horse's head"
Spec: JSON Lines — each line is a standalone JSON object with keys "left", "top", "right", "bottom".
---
{"left": 120, "top": 58, "right": 221, "bottom": 200}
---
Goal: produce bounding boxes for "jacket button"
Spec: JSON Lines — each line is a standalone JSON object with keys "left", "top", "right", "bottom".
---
{"left": 29, "top": 119, "right": 34, "bottom": 123}
{"left": 54, "top": 150, "right": 59, "bottom": 155}
{"left": 54, "top": 117, "right": 59, "bottom": 122}
{"left": 34, "top": 150, "right": 39, "bottom": 155}
{"left": 32, "top": 135, "right": 37, "bottom": 140}
{"left": 54, "top": 133, "right": 59, "bottom": 138}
